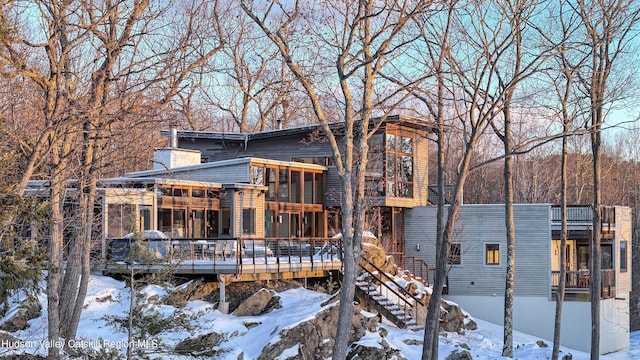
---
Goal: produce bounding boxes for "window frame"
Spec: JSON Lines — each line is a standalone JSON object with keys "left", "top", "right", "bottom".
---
{"left": 620, "top": 241, "right": 628, "bottom": 272}
{"left": 242, "top": 208, "right": 256, "bottom": 235}
{"left": 485, "top": 243, "right": 501, "bottom": 266}
{"left": 448, "top": 243, "right": 462, "bottom": 265}
{"left": 384, "top": 130, "right": 414, "bottom": 198}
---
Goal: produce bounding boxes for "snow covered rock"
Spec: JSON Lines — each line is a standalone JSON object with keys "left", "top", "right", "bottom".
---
{"left": 257, "top": 304, "right": 378, "bottom": 359}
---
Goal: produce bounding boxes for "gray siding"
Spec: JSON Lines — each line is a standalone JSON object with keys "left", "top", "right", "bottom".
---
{"left": 181, "top": 134, "right": 334, "bottom": 163}
{"left": 148, "top": 163, "right": 250, "bottom": 183}
{"left": 405, "top": 204, "right": 551, "bottom": 297}
{"left": 325, "top": 167, "right": 342, "bottom": 207}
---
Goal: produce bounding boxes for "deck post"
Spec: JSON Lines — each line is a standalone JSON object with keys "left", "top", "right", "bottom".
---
{"left": 219, "top": 274, "right": 229, "bottom": 314}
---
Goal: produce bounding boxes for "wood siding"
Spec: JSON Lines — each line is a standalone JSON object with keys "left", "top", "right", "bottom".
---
{"left": 615, "top": 206, "right": 632, "bottom": 294}
{"left": 405, "top": 204, "right": 551, "bottom": 297}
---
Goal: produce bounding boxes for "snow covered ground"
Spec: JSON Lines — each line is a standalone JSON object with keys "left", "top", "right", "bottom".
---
{"left": 1, "top": 274, "right": 637, "bottom": 359}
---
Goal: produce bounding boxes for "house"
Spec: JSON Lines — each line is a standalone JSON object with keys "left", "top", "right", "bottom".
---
{"left": 93, "top": 115, "right": 433, "bottom": 281}
{"left": 163, "top": 115, "right": 433, "bottom": 259}
{"left": 24, "top": 113, "right": 631, "bottom": 351}
{"left": 404, "top": 203, "right": 631, "bottom": 355}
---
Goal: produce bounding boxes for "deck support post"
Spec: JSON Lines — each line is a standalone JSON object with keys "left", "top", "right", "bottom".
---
{"left": 219, "top": 274, "right": 229, "bottom": 314}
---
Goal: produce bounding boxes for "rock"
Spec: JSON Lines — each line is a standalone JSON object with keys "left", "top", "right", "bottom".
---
{"left": 232, "top": 288, "right": 280, "bottom": 316}
{"left": 174, "top": 332, "right": 225, "bottom": 357}
{"left": 440, "top": 301, "right": 466, "bottom": 333}
{"left": 346, "top": 341, "right": 407, "bottom": 360}
{"left": 0, "top": 299, "right": 41, "bottom": 332}
{"left": 445, "top": 349, "right": 473, "bottom": 360}
{"left": 360, "top": 239, "right": 397, "bottom": 275}
{"left": 536, "top": 340, "right": 549, "bottom": 348}
{"left": 258, "top": 304, "right": 378, "bottom": 360}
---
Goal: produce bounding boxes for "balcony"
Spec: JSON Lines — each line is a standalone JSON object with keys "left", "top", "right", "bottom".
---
{"left": 551, "top": 269, "right": 616, "bottom": 300}
{"left": 551, "top": 205, "right": 616, "bottom": 238}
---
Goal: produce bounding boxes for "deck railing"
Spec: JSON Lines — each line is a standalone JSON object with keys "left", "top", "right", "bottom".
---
{"left": 551, "top": 205, "right": 616, "bottom": 226}
{"left": 550, "top": 269, "right": 616, "bottom": 299}
{"left": 106, "top": 237, "right": 343, "bottom": 274}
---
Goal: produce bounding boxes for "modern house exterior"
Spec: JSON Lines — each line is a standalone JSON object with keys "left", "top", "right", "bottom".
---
{"left": 89, "top": 115, "right": 433, "bottom": 280}
{"left": 405, "top": 204, "right": 631, "bottom": 355}
{"left": 23, "top": 114, "right": 631, "bottom": 352}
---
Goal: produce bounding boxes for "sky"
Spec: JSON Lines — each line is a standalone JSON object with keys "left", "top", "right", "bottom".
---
{"left": 0, "top": 274, "right": 638, "bottom": 359}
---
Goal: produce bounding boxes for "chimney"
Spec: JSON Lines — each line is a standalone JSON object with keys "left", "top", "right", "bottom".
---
{"left": 169, "top": 127, "right": 178, "bottom": 148}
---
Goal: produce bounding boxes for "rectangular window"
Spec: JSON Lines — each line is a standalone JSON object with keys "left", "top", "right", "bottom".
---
{"left": 485, "top": 244, "right": 500, "bottom": 265}
{"left": 265, "top": 210, "right": 276, "bottom": 237}
{"left": 221, "top": 207, "right": 231, "bottom": 236}
{"left": 191, "top": 189, "right": 204, "bottom": 198}
{"left": 384, "top": 131, "right": 414, "bottom": 198}
{"left": 448, "top": 243, "right": 461, "bottom": 265}
{"left": 266, "top": 168, "right": 277, "bottom": 201}
{"left": 242, "top": 208, "right": 256, "bottom": 235}
{"left": 251, "top": 166, "right": 264, "bottom": 185}
{"left": 279, "top": 169, "right": 289, "bottom": 201}
{"left": 620, "top": 241, "right": 628, "bottom": 272}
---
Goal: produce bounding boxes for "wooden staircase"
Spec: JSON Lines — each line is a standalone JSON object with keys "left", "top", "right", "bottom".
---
{"left": 355, "top": 260, "right": 425, "bottom": 331}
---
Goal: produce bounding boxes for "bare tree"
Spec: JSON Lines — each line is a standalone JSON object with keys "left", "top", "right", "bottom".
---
{"left": 0, "top": 1, "right": 225, "bottom": 358}
{"left": 570, "top": 1, "right": 640, "bottom": 357}
{"left": 241, "top": 1, "right": 427, "bottom": 358}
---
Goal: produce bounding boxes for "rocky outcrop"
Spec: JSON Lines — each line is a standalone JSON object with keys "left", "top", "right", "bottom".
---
{"left": 347, "top": 336, "right": 407, "bottom": 360}
{"left": 174, "top": 332, "right": 225, "bottom": 357}
{"left": 0, "top": 299, "right": 41, "bottom": 332}
{"left": 232, "top": 288, "right": 281, "bottom": 316}
{"left": 360, "top": 239, "right": 397, "bottom": 275}
{"left": 257, "top": 304, "right": 378, "bottom": 360}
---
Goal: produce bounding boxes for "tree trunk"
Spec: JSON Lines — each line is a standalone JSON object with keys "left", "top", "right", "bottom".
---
{"left": 502, "top": 108, "right": 515, "bottom": 358}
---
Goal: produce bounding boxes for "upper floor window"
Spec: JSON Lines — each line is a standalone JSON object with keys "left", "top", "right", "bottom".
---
{"left": 386, "top": 132, "right": 413, "bottom": 197}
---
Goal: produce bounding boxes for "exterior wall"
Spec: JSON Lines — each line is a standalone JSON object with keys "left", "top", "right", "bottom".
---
{"left": 407, "top": 203, "right": 631, "bottom": 355}
{"left": 153, "top": 148, "right": 201, "bottom": 170}
{"left": 615, "top": 206, "right": 632, "bottom": 294}
{"left": 445, "top": 294, "right": 627, "bottom": 354}
{"left": 405, "top": 204, "right": 551, "bottom": 297}
{"left": 601, "top": 296, "right": 630, "bottom": 354}
{"left": 233, "top": 188, "right": 265, "bottom": 239}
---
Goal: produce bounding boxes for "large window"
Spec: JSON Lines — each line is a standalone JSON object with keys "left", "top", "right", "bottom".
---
{"left": 485, "top": 243, "right": 500, "bottom": 265}
{"left": 107, "top": 204, "right": 134, "bottom": 238}
{"left": 386, "top": 132, "right": 413, "bottom": 197}
{"left": 242, "top": 208, "right": 256, "bottom": 235}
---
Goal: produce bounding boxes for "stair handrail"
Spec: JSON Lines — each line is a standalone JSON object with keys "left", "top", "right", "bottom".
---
{"left": 358, "top": 258, "right": 424, "bottom": 307}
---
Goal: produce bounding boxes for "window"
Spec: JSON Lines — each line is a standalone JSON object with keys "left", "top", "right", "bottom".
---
{"left": 221, "top": 207, "right": 231, "bottom": 236}
{"left": 620, "top": 241, "right": 628, "bottom": 272}
{"left": 485, "top": 244, "right": 500, "bottom": 265}
{"left": 251, "top": 166, "right": 264, "bottom": 185}
{"left": 448, "top": 243, "right": 461, "bottom": 265}
{"left": 242, "top": 208, "right": 256, "bottom": 235}
{"left": 192, "top": 189, "right": 204, "bottom": 198}
{"left": 278, "top": 169, "right": 289, "bottom": 201}
{"left": 385, "top": 131, "right": 414, "bottom": 197}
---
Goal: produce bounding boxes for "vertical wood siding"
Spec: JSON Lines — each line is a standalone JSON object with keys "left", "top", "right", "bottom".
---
{"left": 615, "top": 206, "right": 632, "bottom": 294}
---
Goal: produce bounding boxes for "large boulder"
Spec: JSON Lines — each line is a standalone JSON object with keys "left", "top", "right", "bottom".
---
{"left": 258, "top": 304, "right": 378, "bottom": 360}
{"left": 360, "top": 239, "right": 397, "bottom": 275}
{"left": 0, "top": 298, "right": 41, "bottom": 332}
{"left": 233, "top": 288, "right": 280, "bottom": 316}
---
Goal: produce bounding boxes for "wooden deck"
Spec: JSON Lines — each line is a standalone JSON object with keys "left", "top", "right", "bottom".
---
{"left": 103, "top": 237, "right": 343, "bottom": 280}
